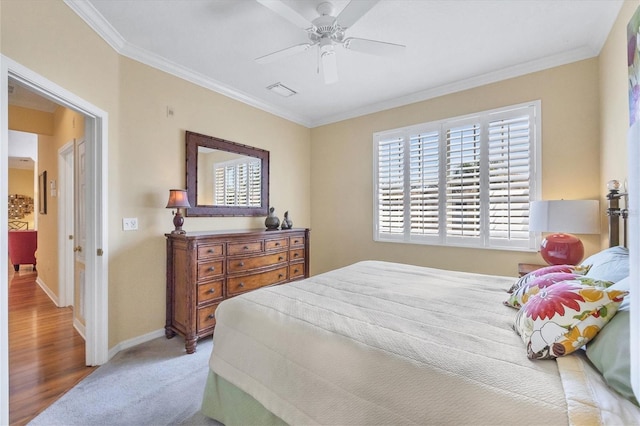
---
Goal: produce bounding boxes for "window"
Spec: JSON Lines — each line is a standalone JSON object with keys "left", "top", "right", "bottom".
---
{"left": 213, "top": 158, "right": 262, "bottom": 207}
{"left": 374, "top": 101, "right": 541, "bottom": 250}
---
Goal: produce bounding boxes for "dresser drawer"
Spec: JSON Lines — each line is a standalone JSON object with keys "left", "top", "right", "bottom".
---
{"left": 227, "top": 251, "right": 287, "bottom": 274}
{"left": 290, "top": 234, "right": 305, "bottom": 248}
{"left": 289, "top": 263, "right": 305, "bottom": 280}
{"left": 228, "top": 240, "right": 264, "bottom": 256}
{"left": 227, "top": 266, "right": 288, "bottom": 296}
{"left": 197, "top": 260, "right": 224, "bottom": 281}
{"left": 198, "top": 243, "right": 224, "bottom": 260}
{"left": 265, "top": 237, "right": 288, "bottom": 251}
{"left": 197, "top": 280, "right": 224, "bottom": 305}
{"left": 197, "top": 304, "right": 218, "bottom": 331}
{"left": 289, "top": 248, "right": 305, "bottom": 263}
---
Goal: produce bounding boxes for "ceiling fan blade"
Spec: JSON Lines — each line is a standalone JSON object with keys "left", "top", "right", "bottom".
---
{"left": 256, "top": 0, "right": 316, "bottom": 31}
{"left": 336, "top": 0, "right": 380, "bottom": 29}
{"left": 256, "top": 43, "right": 313, "bottom": 64}
{"left": 343, "top": 37, "right": 405, "bottom": 56}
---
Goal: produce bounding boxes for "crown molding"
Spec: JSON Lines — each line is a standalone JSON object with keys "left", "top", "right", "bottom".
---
{"left": 64, "top": 0, "right": 607, "bottom": 130}
{"left": 310, "top": 46, "right": 599, "bottom": 128}
{"left": 63, "top": 0, "right": 313, "bottom": 128}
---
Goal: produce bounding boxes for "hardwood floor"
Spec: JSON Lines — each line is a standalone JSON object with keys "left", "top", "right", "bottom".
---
{"left": 8, "top": 267, "right": 96, "bottom": 425}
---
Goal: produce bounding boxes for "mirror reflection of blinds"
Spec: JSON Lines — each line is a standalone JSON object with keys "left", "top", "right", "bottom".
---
{"left": 214, "top": 160, "right": 261, "bottom": 207}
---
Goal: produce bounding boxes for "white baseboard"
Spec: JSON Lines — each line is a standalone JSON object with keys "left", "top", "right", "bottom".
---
{"left": 107, "top": 328, "right": 166, "bottom": 360}
{"left": 73, "top": 317, "right": 86, "bottom": 340}
{"left": 35, "top": 277, "right": 59, "bottom": 307}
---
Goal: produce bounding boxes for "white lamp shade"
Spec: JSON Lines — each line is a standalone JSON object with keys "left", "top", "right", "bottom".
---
{"left": 529, "top": 200, "right": 600, "bottom": 234}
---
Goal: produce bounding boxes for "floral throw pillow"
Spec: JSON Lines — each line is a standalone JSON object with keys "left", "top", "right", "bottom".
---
{"left": 506, "top": 264, "right": 591, "bottom": 294}
{"left": 513, "top": 281, "right": 628, "bottom": 360}
{"left": 504, "top": 273, "right": 613, "bottom": 309}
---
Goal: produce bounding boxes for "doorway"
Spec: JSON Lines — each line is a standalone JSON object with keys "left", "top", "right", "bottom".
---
{"left": 1, "top": 56, "right": 110, "bottom": 424}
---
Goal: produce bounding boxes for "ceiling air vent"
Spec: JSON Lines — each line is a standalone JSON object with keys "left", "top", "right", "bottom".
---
{"left": 267, "top": 83, "right": 297, "bottom": 97}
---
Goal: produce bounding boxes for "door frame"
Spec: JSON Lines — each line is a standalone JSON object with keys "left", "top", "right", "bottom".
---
{"left": 1, "top": 55, "right": 110, "bottom": 424}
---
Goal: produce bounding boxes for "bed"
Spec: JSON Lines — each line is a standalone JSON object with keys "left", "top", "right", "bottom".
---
{"left": 202, "top": 258, "right": 640, "bottom": 425}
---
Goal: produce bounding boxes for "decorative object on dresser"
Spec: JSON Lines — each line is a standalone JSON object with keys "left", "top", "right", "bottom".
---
{"left": 264, "top": 206, "right": 280, "bottom": 230}
{"left": 281, "top": 211, "right": 293, "bottom": 229}
{"left": 166, "top": 189, "right": 191, "bottom": 234}
{"left": 529, "top": 199, "right": 600, "bottom": 265}
{"left": 165, "top": 228, "right": 310, "bottom": 353}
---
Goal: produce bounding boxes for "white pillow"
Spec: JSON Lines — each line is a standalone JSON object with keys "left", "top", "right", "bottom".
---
{"left": 582, "top": 246, "right": 629, "bottom": 283}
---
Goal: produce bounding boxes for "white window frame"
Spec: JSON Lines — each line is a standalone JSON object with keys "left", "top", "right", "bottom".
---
{"left": 373, "top": 100, "right": 541, "bottom": 251}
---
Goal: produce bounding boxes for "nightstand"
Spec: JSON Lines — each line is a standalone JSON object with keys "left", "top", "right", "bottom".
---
{"left": 518, "top": 263, "right": 546, "bottom": 277}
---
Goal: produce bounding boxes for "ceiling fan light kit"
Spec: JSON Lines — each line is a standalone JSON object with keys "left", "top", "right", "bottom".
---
{"left": 256, "top": 0, "right": 405, "bottom": 84}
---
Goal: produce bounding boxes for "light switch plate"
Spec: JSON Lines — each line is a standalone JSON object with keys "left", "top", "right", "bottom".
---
{"left": 122, "top": 217, "right": 138, "bottom": 231}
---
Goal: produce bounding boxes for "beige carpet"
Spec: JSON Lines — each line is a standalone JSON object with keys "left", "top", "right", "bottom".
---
{"left": 29, "top": 335, "right": 222, "bottom": 426}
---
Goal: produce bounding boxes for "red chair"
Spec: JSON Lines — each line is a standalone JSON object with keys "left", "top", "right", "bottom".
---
{"left": 8, "top": 230, "right": 37, "bottom": 271}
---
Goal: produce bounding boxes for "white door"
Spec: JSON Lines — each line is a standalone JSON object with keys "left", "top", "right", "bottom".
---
{"left": 75, "top": 139, "right": 87, "bottom": 323}
{"left": 58, "top": 141, "right": 74, "bottom": 308}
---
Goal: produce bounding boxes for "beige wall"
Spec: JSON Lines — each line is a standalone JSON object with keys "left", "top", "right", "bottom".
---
{"left": 2, "top": 0, "right": 311, "bottom": 348}
{"left": 599, "top": 1, "right": 637, "bottom": 247}
{"left": 310, "top": 59, "right": 602, "bottom": 277}
{"left": 1, "top": 0, "right": 634, "bottom": 350}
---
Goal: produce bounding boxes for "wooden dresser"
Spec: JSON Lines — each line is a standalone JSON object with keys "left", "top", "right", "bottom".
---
{"left": 165, "top": 228, "right": 310, "bottom": 353}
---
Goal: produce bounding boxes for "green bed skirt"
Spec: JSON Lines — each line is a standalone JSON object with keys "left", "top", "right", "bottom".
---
{"left": 201, "top": 370, "right": 288, "bottom": 426}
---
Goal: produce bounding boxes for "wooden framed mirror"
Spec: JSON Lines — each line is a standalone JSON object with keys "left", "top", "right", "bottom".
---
{"left": 185, "top": 131, "right": 269, "bottom": 216}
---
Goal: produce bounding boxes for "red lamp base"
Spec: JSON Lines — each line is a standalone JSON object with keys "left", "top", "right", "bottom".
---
{"left": 540, "top": 233, "right": 584, "bottom": 265}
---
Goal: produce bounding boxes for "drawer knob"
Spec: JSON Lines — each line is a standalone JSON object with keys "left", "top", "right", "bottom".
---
{"left": 207, "top": 288, "right": 216, "bottom": 294}
{"left": 278, "top": 256, "right": 284, "bottom": 261}
{"left": 293, "top": 253, "right": 299, "bottom": 257}
{"left": 208, "top": 266, "right": 215, "bottom": 272}
{"left": 294, "top": 269, "right": 299, "bottom": 274}
{"left": 207, "top": 249, "right": 214, "bottom": 253}
{"left": 207, "top": 313, "right": 215, "bottom": 320}
{"left": 243, "top": 246, "right": 249, "bottom": 250}
{"left": 278, "top": 274, "right": 284, "bottom": 278}
{"left": 239, "top": 261, "right": 245, "bottom": 267}
{"left": 238, "top": 282, "right": 245, "bottom": 288}
{"left": 275, "top": 242, "right": 280, "bottom": 246}
{"left": 294, "top": 240, "right": 299, "bottom": 244}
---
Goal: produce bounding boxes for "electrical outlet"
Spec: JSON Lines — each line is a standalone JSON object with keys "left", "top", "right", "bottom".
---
{"left": 122, "top": 217, "right": 138, "bottom": 231}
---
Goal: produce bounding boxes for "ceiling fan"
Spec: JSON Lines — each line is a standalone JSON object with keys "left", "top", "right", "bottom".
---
{"left": 255, "top": 0, "right": 405, "bottom": 84}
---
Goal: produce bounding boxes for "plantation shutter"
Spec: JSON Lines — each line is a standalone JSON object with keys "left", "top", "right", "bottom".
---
{"left": 248, "top": 161, "right": 261, "bottom": 207}
{"left": 214, "top": 159, "right": 262, "bottom": 207}
{"left": 374, "top": 101, "right": 539, "bottom": 250}
{"left": 409, "top": 131, "right": 440, "bottom": 236}
{"left": 445, "top": 123, "right": 482, "bottom": 239}
{"left": 377, "top": 136, "right": 405, "bottom": 235}
{"left": 214, "top": 166, "right": 225, "bottom": 205}
{"left": 488, "top": 111, "right": 532, "bottom": 243}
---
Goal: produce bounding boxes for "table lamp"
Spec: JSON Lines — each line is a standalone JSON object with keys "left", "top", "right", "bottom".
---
{"left": 529, "top": 200, "right": 600, "bottom": 265}
{"left": 166, "top": 189, "right": 191, "bottom": 234}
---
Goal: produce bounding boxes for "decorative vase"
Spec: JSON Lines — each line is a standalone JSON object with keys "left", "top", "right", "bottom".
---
{"left": 281, "top": 211, "right": 293, "bottom": 229}
{"left": 265, "top": 207, "right": 280, "bottom": 230}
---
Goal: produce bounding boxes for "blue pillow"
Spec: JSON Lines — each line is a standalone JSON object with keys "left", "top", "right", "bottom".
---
{"left": 582, "top": 246, "right": 629, "bottom": 283}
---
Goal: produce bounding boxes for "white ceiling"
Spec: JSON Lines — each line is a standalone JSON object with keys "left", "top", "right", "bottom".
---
{"left": 63, "top": 0, "right": 621, "bottom": 128}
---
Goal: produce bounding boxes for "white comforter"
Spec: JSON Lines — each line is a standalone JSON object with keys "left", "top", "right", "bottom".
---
{"left": 208, "top": 261, "right": 627, "bottom": 425}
